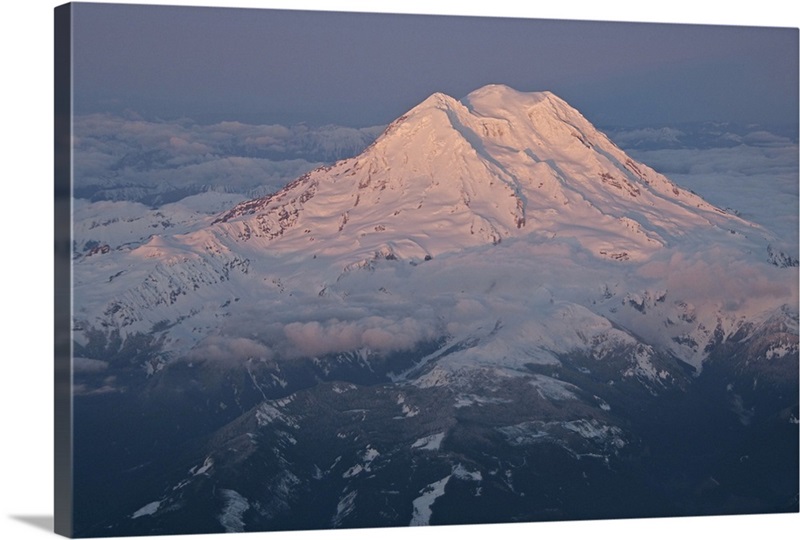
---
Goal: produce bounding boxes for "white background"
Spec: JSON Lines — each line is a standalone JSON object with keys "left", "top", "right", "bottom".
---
{"left": 1, "top": 1, "right": 797, "bottom": 539}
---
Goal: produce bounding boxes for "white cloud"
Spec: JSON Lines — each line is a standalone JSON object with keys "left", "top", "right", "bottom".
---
{"left": 638, "top": 247, "right": 798, "bottom": 314}
{"left": 628, "top": 142, "right": 798, "bottom": 245}
{"left": 187, "top": 335, "right": 274, "bottom": 364}
{"left": 281, "top": 316, "right": 440, "bottom": 358}
{"left": 73, "top": 357, "right": 110, "bottom": 373}
{"left": 72, "top": 113, "right": 383, "bottom": 204}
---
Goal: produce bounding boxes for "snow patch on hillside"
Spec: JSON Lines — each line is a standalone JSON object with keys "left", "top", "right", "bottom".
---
{"left": 410, "top": 475, "right": 451, "bottom": 526}
{"left": 218, "top": 489, "right": 250, "bottom": 533}
{"left": 412, "top": 432, "right": 446, "bottom": 451}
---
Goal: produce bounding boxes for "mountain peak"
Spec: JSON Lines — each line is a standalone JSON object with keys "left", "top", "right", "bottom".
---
{"left": 414, "top": 91, "right": 461, "bottom": 110}
{"left": 210, "top": 86, "right": 752, "bottom": 264}
{"left": 407, "top": 85, "right": 562, "bottom": 122}
{"left": 463, "top": 83, "right": 553, "bottom": 106}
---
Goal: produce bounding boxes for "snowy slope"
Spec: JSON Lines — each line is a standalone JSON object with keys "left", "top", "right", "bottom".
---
{"left": 72, "top": 85, "right": 797, "bottom": 377}
{"left": 209, "top": 85, "right": 760, "bottom": 265}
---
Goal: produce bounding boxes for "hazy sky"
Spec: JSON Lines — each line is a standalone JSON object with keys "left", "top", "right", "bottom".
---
{"left": 71, "top": 2, "right": 798, "bottom": 128}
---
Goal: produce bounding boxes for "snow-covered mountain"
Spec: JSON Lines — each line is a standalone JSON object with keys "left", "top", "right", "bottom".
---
{"left": 212, "top": 84, "right": 747, "bottom": 261}
{"left": 73, "top": 84, "right": 793, "bottom": 368}
{"left": 70, "top": 85, "right": 798, "bottom": 536}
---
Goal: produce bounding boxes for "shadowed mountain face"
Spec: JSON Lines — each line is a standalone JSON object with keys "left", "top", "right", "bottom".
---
{"left": 70, "top": 85, "right": 798, "bottom": 537}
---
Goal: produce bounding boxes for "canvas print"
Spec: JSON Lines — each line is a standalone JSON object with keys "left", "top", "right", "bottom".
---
{"left": 54, "top": 2, "right": 799, "bottom": 537}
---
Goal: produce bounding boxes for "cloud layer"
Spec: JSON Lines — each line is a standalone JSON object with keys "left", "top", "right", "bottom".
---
{"left": 624, "top": 132, "right": 798, "bottom": 246}
{"left": 73, "top": 113, "right": 383, "bottom": 204}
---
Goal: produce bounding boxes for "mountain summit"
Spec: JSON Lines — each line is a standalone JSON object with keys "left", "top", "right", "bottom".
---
{"left": 211, "top": 84, "right": 748, "bottom": 263}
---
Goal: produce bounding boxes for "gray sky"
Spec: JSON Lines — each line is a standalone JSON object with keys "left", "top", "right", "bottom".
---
{"left": 71, "top": 2, "right": 798, "bottom": 128}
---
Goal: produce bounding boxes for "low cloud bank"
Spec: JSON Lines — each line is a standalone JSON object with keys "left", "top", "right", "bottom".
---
{"left": 638, "top": 247, "right": 798, "bottom": 314}
{"left": 282, "top": 316, "right": 440, "bottom": 358}
{"left": 187, "top": 336, "right": 274, "bottom": 365}
{"left": 73, "top": 113, "right": 383, "bottom": 204}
